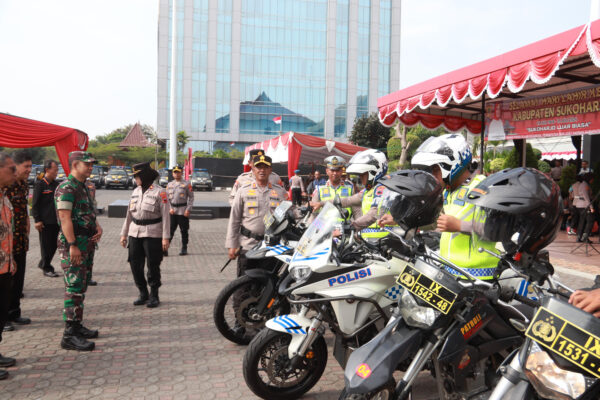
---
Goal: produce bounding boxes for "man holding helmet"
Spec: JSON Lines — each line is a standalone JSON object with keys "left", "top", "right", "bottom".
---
{"left": 384, "top": 133, "right": 499, "bottom": 279}
{"left": 312, "top": 150, "right": 393, "bottom": 238}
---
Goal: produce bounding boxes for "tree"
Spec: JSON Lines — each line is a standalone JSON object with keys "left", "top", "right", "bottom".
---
{"left": 503, "top": 143, "right": 539, "bottom": 169}
{"left": 176, "top": 130, "right": 190, "bottom": 152}
{"left": 537, "top": 160, "right": 551, "bottom": 173}
{"left": 350, "top": 112, "right": 393, "bottom": 150}
{"left": 559, "top": 164, "right": 577, "bottom": 197}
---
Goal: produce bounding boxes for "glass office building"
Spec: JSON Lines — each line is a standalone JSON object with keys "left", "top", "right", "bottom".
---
{"left": 157, "top": 0, "right": 400, "bottom": 149}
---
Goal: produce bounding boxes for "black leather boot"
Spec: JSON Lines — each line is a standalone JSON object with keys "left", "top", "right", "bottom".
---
{"left": 147, "top": 287, "right": 160, "bottom": 308}
{"left": 61, "top": 322, "right": 95, "bottom": 351}
{"left": 133, "top": 287, "right": 149, "bottom": 306}
{"left": 78, "top": 324, "right": 99, "bottom": 339}
{"left": 179, "top": 245, "right": 187, "bottom": 256}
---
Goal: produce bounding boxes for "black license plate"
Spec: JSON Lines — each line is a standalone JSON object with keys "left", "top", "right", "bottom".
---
{"left": 396, "top": 264, "right": 458, "bottom": 314}
{"left": 526, "top": 306, "right": 600, "bottom": 379}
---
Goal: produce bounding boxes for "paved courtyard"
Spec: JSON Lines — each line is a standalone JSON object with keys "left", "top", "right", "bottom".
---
{"left": 0, "top": 189, "right": 596, "bottom": 399}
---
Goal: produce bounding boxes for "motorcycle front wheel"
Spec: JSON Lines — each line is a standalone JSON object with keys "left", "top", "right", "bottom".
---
{"left": 338, "top": 378, "right": 399, "bottom": 400}
{"left": 213, "top": 275, "right": 289, "bottom": 345}
{"left": 243, "top": 328, "right": 328, "bottom": 400}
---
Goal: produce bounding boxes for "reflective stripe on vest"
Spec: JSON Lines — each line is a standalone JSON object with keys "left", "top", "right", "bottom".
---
{"left": 360, "top": 186, "right": 389, "bottom": 239}
{"left": 318, "top": 183, "right": 353, "bottom": 218}
{"left": 440, "top": 175, "right": 498, "bottom": 280}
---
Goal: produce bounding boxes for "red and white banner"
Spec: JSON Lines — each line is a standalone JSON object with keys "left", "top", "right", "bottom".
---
{"left": 273, "top": 116, "right": 282, "bottom": 124}
{"left": 485, "top": 84, "right": 600, "bottom": 140}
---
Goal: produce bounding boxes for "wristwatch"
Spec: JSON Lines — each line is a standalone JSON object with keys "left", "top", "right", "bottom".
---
{"left": 67, "top": 241, "right": 77, "bottom": 247}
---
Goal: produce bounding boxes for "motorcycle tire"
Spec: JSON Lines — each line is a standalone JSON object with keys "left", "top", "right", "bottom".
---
{"left": 243, "top": 328, "right": 328, "bottom": 400}
{"left": 213, "top": 275, "right": 289, "bottom": 345}
{"left": 337, "top": 378, "right": 399, "bottom": 400}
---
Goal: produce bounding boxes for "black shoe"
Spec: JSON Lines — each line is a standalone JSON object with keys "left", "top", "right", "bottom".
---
{"left": 78, "top": 325, "right": 99, "bottom": 339}
{"left": 44, "top": 270, "right": 59, "bottom": 277}
{"left": 88, "top": 280, "right": 97, "bottom": 286}
{"left": 179, "top": 246, "right": 188, "bottom": 256}
{"left": 147, "top": 288, "right": 159, "bottom": 308}
{"left": 0, "top": 369, "right": 7, "bottom": 380}
{"left": 11, "top": 317, "right": 31, "bottom": 325}
{"left": 0, "top": 355, "right": 15, "bottom": 368}
{"left": 61, "top": 322, "right": 95, "bottom": 351}
{"left": 3, "top": 322, "right": 14, "bottom": 332}
{"left": 133, "top": 290, "right": 149, "bottom": 306}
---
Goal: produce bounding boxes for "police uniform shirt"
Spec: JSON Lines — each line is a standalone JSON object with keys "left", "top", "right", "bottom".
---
{"left": 310, "top": 180, "right": 353, "bottom": 203}
{"left": 120, "top": 184, "right": 171, "bottom": 239}
{"left": 167, "top": 179, "right": 194, "bottom": 215}
{"left": 229, "top": 171, "right": 283, "bottom": 205}
{"left": 226, "top": 180, "right": 287, "bottom": 250}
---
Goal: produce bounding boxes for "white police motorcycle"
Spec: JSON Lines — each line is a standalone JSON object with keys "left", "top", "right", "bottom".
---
{"left": 242, "top": 201, "right": 412, "bottom": 399}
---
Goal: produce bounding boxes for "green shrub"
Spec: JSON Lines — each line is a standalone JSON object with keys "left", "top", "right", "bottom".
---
{"left": 537, "top": 160, "right": 551, "bottom": 173}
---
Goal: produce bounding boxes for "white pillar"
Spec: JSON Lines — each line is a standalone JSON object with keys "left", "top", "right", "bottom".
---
{"left": 169, "top": 0, "right": 178, "bottom": 168}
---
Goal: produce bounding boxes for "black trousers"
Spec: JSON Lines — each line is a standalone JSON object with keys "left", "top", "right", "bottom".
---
{"left": 169, "top": 214, "right": 189, "bottom": 246}
{"left": 291, "top": 188, "right": 302, "bottom": 206}
{"left": 8, "top": 252, "right": 26, "bottom": 320}
{"left": 0, "top": 273, "right": 11, "bottom": 343}
{"left": 38, "top": 224, "right": 59, "bottom": 272}
{"left": 128, "top": 236, "right": 163, "bottom": 291}
{"left": 577, "top": 207, "right": 595, "bottom": 239}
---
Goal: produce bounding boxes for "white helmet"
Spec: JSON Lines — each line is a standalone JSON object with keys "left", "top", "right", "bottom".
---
{"left": 411, "top": 133, "right": 472, "bottom": 186}
{"left": 346, "top": 149, "right": 388, "bottom": 188}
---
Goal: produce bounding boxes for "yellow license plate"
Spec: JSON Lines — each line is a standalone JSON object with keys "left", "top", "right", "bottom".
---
{"left": 396, "top": 265, "right": 458, "bottom": 314}
{"left": 526, "top": 307, "right": 600, "bottom": 379}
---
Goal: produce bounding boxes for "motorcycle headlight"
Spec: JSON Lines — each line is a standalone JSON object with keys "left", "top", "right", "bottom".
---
{"left": 290, "top": 265, "right": 312, "bottom": 283}
{"left": 398, "top": 290, "right": 440, "bottom": 329}
{"left": 524, "top": 341, "right": 589, "bottom": 400}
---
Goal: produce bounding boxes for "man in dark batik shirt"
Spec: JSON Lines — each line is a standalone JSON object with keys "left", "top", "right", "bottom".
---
{"left": 4, "top": 151, "right": 33, "bottom": 332}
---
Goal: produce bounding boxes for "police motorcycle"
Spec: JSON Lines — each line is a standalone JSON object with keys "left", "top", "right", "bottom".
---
{"left": 213, "top": 201, "right": 311, "bottom": 345}
{"left": 341, "top": 167, "right": 561, "bottom": 400}
{"left": 242, "top": 170, "right": 443, "bottom": 400}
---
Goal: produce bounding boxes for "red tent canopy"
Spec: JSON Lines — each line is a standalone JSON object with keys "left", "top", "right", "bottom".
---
{"left": 378, "top": 20, "right": 600, "bottom": 133}
{"left": 243, "top": 132, "right": 367, "bottom": 178}
{"left": 0, "top": 113, "right": 89, "bottom": 174}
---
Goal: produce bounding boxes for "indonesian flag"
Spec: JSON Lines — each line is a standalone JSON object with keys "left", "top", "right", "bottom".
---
{"left": 273, "top": 116, "right": 282, "bottom": 124}
{"left": 230, "top": 142, "right": 235, "bottom": 146}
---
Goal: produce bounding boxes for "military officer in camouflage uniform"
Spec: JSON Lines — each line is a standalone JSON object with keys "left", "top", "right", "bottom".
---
{"left": 229, "top": 149, "right": 283, "bottom": 205}
{"left": 120, "top": 162, "right": 170, "bottom": 308}
{"left": 55, "top": 151, "right": 103, "bottom": 351}
{"left": 226, "top": 154, "right": 288, "bottom": 277}
{"left": 167, "top": 165, "right": 193, "bottom": 256}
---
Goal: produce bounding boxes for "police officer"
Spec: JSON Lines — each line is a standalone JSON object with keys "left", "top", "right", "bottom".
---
{"left": 167, "top": 165, "right": 193, "bottom": 256}
{"left": 226, "top": 154, "right": 287, "bottom": 277}
{"left": 310, "top": 156, "right": 354, "bottom": 217}
{"left": 55, "top": 151, "right": 103, "bottom": 351}
{"left": 229, "top": 149, "right": 283, "bottom": 205}
{"left": 315, "top": 150, "right": 393, "bottom": 239}
{"left": 120, "top": 162, "right": 170, "bottom": 308}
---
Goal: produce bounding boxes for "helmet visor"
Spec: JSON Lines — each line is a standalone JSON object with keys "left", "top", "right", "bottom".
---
{"left": 415, "top": 136, "right": 455, "bottom": 159}
{"left": 471, "top": 205, "right": 537, "bottom": 254}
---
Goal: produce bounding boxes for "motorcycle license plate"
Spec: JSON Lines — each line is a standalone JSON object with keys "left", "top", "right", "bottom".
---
{"left": 396, "top": 263, "right": 458, "bottom": 314}
{"left": 526, "top": 300, "right": 600, "bottom": 379}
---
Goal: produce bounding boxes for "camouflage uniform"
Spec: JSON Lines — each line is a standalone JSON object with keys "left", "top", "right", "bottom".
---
{"left": 55, "top": 174, "right": 97, "bottom": 322}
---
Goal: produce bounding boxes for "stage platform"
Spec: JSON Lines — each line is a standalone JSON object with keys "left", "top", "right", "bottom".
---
{"left": 107, "top": 200, "right": 231, "bottom": 220}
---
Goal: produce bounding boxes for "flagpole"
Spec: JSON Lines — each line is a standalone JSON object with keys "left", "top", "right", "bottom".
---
{"left": 279, "top": 114, "right": 282, "bottom": 136}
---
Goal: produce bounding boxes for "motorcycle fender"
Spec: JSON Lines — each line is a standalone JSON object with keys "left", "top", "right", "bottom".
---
{"left": 245, "top": 268, "right": 273, "bottom": 283}
{"left": 344, "top": 317, "right": 422, "bottom": 394}
{"left": 274, "top": 254, "right": 292, "bottom": 264}
{"left": 265, "top": 314, "right": 313, "bottom": 359}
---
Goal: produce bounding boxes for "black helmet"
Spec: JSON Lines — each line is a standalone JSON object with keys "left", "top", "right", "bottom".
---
{"left": 465, "top": 168, "right": 562, "bottom": 254}
{"left": 379, "top": 170, "right": 443, "bottom": 230}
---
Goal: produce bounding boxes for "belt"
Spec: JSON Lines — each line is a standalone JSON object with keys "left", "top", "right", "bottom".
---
{"left": 132, "top": 217, "right": 162, "bottom": 226}
{"left": 74, "top": 226, "right": 96, "bottom": 237}
{"left": 240, "top": 225, "right": 264, "bottom": 241}
{"left": 170, "top": 202, "right": 187, "bottom": 207}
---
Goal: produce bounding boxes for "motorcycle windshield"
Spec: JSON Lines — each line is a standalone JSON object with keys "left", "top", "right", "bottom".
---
{"left": 264, "top": 201, "right": 293, "bottom": 234}
{"left": 297, "top": 202, "right": 342, "bottom": 257}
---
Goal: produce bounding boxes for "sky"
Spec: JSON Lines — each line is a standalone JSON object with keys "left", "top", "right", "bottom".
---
{"left": 0, "top": 0, "right": 595, "bottom": 138}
